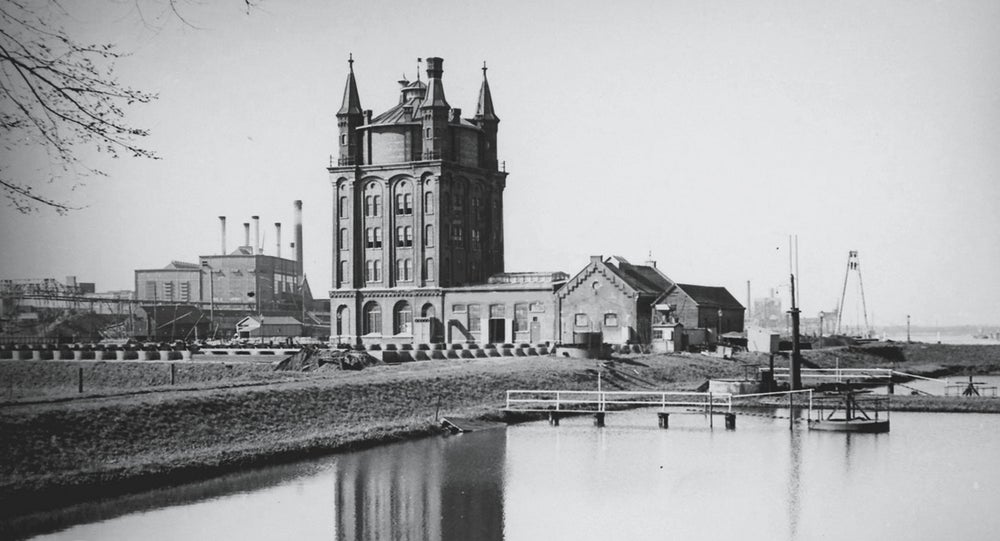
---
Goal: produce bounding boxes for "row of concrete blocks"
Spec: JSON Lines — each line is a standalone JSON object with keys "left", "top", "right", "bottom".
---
{"left": 381, "top": 345, "right": 552, "bottom": 363}
{"left": 199, "top": 349, "right": 300, "bottom": 356}
{"left": 548, "top": 411, "right": 738, "bottom": 430}
{"left": 0, "top": 348, "right": 192, "bottom": 361}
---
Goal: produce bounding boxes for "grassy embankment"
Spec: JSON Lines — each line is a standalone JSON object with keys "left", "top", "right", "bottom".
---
{"left": 0, "top": 354, "right": 741, "bottom": 515}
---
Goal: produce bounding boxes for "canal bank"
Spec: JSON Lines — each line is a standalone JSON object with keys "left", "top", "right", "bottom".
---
{"left": 1, "top": 343, "right": 998, "bottom": 519}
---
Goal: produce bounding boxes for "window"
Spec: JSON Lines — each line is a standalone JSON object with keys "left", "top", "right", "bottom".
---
{"left": 424, "top": 225, "right": 434, "bottom": 247}
{"left": 163, "top": 282, "right": 174, "bottom": 300}
{"left": 425, "top": 127, "right": 431, "bottom": 138}
{"left": 394, "top": 301, "right": 413, "bottom": 335}
{"left": 179, "top": 282, "right": 190, "bottom": 302}
{"left": 425, "top": 258, "right": 434, "bottom": 280}
{"left": 469, "top": 304, "right": 481, "bottom": 332}
{"left": 339, "top": 228, "right": 348, "bottom": 249}
{"left": 575, "top": 314, "right": 590, "bottom": 327}
{"left": 451, "top": 224, "right": 463, "bottom": 242}
{"left": 396, "top": 226, "right": 413, "bottom": 247}
{"left": 652, "top": 329, "right": 664, "bottom": 340}
{"left": 396, "top": 258, "right": 412, "bottom": 281}
{"left": 396, "top": 193, "right": 413, "bottom": 215}
{"left": 514, "top": 303, "right": 528, "bottom": 332}
{"left": 471, "top": 228, "right": 480, "bottom": 248}
{"left": 452, "top": 304, "right": 467, "bottom": 313}
{"left": 339, "top": 260, "right": 349, "bottom": 285}
{"left": 529, "top": 302, "right": 545, "bottom": 313}
{"left": 365, "top": 196, "right": 373, "bottom": 217}
{"left": 339, "top": 196, "right": 348, "bottom": 216}
{"left": 373, "top": 195, "right": 381, "bottom": 216}
{"left": 145, "top": 281, "right": 156, "bottom": 299}
{"left": 366, "top": 260, "right": 381, "bottom": 282}
{"left": 340, "top": 133, "right": 347, "bottom": 145}
{"left": 424, "top": 192, "right": 434, "bottom": 214}
{"left": 336, "top": 306, "right": 349, "bottom": 336}
{"left": 490, "top": 304, "right": 505, "bottom": 318}
{"left": 604, "top": 313, "right": 619, "bottom": 327}
{"left": 367, "top": 228, "right": 382, "bottom": 249}
{"left": 363, "top": 302, "right": 381, "bottom": 335}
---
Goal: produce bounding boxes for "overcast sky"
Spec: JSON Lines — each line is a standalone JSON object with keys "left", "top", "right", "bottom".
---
{"left": 2, "top": 0, "right": 998, "bottom": 327}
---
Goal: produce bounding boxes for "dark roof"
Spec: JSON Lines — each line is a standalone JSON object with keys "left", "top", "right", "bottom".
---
{"left": 606, "top": 261, "right": 672, "bottom": 296}
{"left": 674, "top": 284, "right": 744, "bottom": 310}
{"left": 166, "top": 261, "right": 199, "bottom": 270}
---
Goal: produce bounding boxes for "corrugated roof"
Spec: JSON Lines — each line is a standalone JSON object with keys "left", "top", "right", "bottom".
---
{"left": 165, "top": 261, "right": 199, "bottom": 270}
{"left": 248, "top": 315, "right": 302, "bottom": 326}
{"left": 674, "top": 284, "right": 744, "bottom": 310}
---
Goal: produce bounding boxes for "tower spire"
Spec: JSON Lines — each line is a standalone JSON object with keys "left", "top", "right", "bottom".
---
{"left": 475, "top": 61, "right": 498, "bottom": 121}
{"left": 337, "top": 54, "right": 363, "bottom": 116}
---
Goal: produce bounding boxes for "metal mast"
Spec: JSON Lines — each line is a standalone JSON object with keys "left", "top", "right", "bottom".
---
{"left": 835, "top": 250, "right": 870, "bottom": 336}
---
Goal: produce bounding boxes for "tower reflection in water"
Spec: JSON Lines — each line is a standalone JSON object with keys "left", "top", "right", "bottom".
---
{"left": 334, "top": 429, "right": 506, "bottom": 541}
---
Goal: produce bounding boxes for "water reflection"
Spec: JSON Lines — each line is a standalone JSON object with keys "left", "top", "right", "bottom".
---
{"left": 786, "top": 427, "right": 802, "bottom": 541}
{"left": 333, "top": 430, "right": 506, "bottom": 541}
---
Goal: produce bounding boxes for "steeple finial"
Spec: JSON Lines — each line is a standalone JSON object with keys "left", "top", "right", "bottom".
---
{"left": 348, "top": 53, "right": 353, "bottom": 69}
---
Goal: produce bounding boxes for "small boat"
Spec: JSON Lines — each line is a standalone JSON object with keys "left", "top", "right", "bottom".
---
{"left": 808, "top": 387, "right": 889, "bottom": 433}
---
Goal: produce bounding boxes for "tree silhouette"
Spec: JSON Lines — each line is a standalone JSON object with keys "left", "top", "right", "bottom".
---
{"left": 0, "top": 0, "right": 252, "bottom": 214}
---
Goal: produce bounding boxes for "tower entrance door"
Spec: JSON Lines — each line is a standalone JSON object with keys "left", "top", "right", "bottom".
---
{"left": 488, "top": 319, "right": 505, "bottom": 344}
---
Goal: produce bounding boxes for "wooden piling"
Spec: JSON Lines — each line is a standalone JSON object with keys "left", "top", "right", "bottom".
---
{"left": 725, "top": 413, "right": 736, "bottom": 430}
{"left": 548, "top": 411, "right": 560, "bottom": 426}
{"left": 658, "top": 412, "right": 670, "bottom": 429}
{"left": 594, "top": 412, "right": 605, "bottom": 427}
{"left": 170, "top": 363, "right": 176, "bottom": 385}
{"left": 77, "top": 367, "right": 83, "bottom": 394}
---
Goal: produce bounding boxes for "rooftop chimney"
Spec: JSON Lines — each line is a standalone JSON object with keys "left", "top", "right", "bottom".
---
{"left": 294, "top": 201, "right": 303, "bottom": 273}
{"left": 243, "top": 222, "right": 250, "bottom": 248}
{"left": 590, "top": 255, "right": 603, "bottom": 264}
{"left": 219, "top": 216, "right": 227, "bottom": 255}
{"left": 275, "top": 223, "right": 282, "bottom": 259}
{"left": 252, "top": 216, "right": 260, "bottom": 255}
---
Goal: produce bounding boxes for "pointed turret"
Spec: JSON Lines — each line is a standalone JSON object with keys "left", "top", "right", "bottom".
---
{"left": 420, "top": 57, "right": 450, "bottom": 160}
{"left": 474, "top": 62, "right": 499, "bottom": 169}
{"left": 475, "top": 62, "right": 498, "bottom": 122}
{"left": 336, "top": 54, "right": 364, "bottom": 165}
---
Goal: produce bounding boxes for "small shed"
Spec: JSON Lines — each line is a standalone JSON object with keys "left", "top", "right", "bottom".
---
{"left": 235, "top": 315, "right": 303, "bottom": 340}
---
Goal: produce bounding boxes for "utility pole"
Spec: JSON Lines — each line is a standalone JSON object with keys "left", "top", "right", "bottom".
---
{"left": 907, "top": 314, "right": 911, "bottom": 343}
{"left": 789, "top": 274, "right": 802, "bottom": 390}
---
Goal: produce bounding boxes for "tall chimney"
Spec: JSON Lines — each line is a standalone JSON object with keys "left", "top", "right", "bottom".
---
{"left": 243, "top": 222, "right": 250, "bottom": 248}
{"left": 252, "top": 216, "right": 260, "bottom": 255}
{"left": 275, "top": 223, "right": 282, "bottom": 258}
{"left": 219, "top": 216, "right": 227, "bottom": 255}
{"left": 294, "top": 200, "right": 303, "bottom": 273}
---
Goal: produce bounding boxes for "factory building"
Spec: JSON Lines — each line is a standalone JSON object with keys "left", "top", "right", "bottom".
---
{"left": 134, "top": 202, "right": 320, "bottom": 339}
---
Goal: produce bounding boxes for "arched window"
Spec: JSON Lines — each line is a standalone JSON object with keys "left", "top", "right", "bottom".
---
{"left": 339, "top": 228, "right": 348, "bottom": 249}
{"left": 339, "top": 260, "right": 349, "bottom": 286}
{"left": 394, "top": 301, "right": 412, "bottom": 335}
{"left": 336, "top": 305, "right": 350, "bottom": 336}
{"left": 425, "top": 258, "right": 434, "bottom": 281}
{"left": 396, "top": 192, "right": 413, "bottom": 215}
{"left": 365, "top": 196, "right": 373, "bottom": 217}
{"left": 424, "top": 192, "right": 434, "bottom": 214}
{"left": 422, "top": 303, "right": 436, "bottom": 319}
{"left": 425, "top": 224, "right": 434, "bottom": 246}
{"left": 373, "top": 195, "right": 381, "bottom": 216}
{"left": 405, "top": 259, "right": 412, "bottom": 281}
{"left": 396, "top": 226, "right": 412, "bottom": 248}
{"left": 373, "top": 260, "right": 382, "bottom": 281}
{"left": 405, "top": 226, "right": 413, "bottom": 246}
{"left": 339, "top": 196, "right": 348, "bottom": 216}
{"left": 365, "top": 260, "right": 373, "bottom": 282}
{"left": 371, "top": 227, "right": 382, "bottom": 248}
{"left": 363, "top": 302, "right": 381, "bottom": 335}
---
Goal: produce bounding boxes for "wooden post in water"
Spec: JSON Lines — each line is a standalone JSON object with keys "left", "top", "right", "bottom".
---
{"left": 594, "top": 412, "right": 605, "bottom": 427}
{"left": 170, "top": 363, "right": 176, "bottom": 385}
{"left": 725, "top": 412, "right": 736, "bottom": 430}
{"left": 78, "top": 366, "right": 83, "bottom": 393}
{"left": 709, "top": 392, "right": 714, "bottom": 428}
{"left": 548, "top": 411, "right": 560, "bottom": 426}
{"left": 658, "top": 412, "right": 670, "bottom": 428}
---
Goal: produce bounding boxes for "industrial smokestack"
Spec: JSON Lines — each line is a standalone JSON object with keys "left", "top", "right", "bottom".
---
{"left": 275, "top": 223, "right": 282, "bottom": 258}
{"left": 252, "top": 216, "right": 260, "bottom": 255}
{"left": 219, "top": 216, "right": 227, "bottom": 255}
{"left": 243, "top": 222, "right": 250, "bottom": 248}
{"left": 294, "top": 200, "right": 303, "bottom": 272}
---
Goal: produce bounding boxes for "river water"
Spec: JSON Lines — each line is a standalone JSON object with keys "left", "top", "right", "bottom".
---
{"left": 10, "top": 409, "right": 1000, "bottom": 541}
